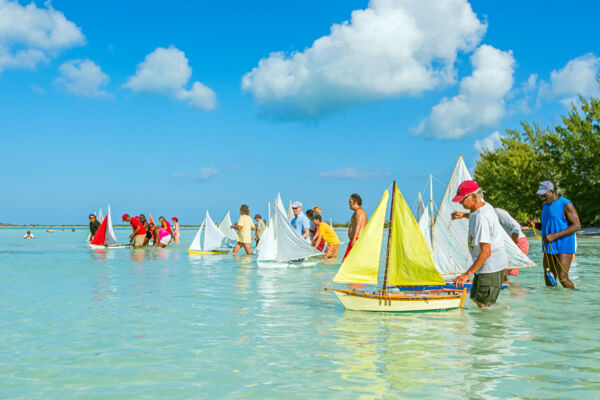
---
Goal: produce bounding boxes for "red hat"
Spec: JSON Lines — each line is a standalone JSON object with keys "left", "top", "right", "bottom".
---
{"left": 172, "top": 217, "right": 178, "bottom": 222}
{"left": 122, "top": 213, "right": 130, "bottom": 221}
{"left": 452, "top": 180, "right": 479, "bottom": 202}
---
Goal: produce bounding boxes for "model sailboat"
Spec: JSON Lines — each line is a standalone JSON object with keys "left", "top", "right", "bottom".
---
{"left": 257, "top": 196, "right": 321, "bottom": 268}
{"left": 90, "top": 205, "right": 130, "bottom": 248}
{"left": 218, "top": 211, "right": 238, "bottom": 247}
{"left": 326, "top": 182, "right": 466, "bottom": 312}
{"left": 419, "top": 155, "right": 536, "bottom": 278}
{"left": 188, "top": 211, "right": 230, "bottom": 255}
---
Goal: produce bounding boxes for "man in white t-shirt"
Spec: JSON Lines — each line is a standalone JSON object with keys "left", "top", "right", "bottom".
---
{"left": 451, "top": 180, "right": 507, "bottom": 308}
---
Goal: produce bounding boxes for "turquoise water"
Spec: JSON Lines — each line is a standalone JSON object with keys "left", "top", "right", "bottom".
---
{"left": 1, "top": 227, "right": 599, "bottom": 399}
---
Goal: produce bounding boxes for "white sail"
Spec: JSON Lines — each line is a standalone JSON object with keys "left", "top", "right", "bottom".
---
{"left": 218, "top": 211, "right": 238, "bottom": 244}
{"left": 189, "top": 220, "right": 204, "bottom": 252}
{"left": 258, "top": 196, "right": 320, "bottom": 263}
{"left": 430, "top": 156, "right": 536, "bottom": 275}
{"left": 204, "top": 211, "right": 227, "bottom": 251}
{"left": 287, "top": 200, "right": 294, "bottom": 222}
{"left": 105, "top": 205, "right": 119, "bottom": 246}
{"left": 97, "top": 208, "right": 104, "bottom": 224}
{"left": 418, "top": 205, "right": 432, "bottom": 250}
{"left": 277, "top": 193, "right": 287, "bottom": 219}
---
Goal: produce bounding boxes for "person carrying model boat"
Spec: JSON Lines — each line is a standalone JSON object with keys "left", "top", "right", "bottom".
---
{"left": 122, "top": 213, "right": 147, "bottom": 248}
{"left": 311, "top": 214, "right": 340, "bottom": 259}
{"left": 451, "top": 180, "right": 507, "bottom": 308}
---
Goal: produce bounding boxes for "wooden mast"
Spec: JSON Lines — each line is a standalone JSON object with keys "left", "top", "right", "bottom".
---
{"left": 381, "top": 180, "right": 396, "bottom": 295}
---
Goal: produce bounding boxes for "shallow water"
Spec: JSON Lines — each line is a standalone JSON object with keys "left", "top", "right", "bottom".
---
{"left": 1, "top": 228, "right": 599, "bottom": 399}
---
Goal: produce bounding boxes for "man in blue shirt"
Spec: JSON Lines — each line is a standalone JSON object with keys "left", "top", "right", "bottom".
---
{"left": 537, "top": 181, "right": 581, "bottom": 289}
{"left": 290, "top": 201, "right": 311, "bottom": 242}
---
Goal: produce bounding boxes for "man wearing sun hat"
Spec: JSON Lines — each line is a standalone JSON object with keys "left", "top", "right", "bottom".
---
{"left": 122, "top": 213, "right": 146, "bottom": 248}
{"left": 451, "top": 180, "right": 507, "bottom": 308}
{"left": 290, "top": 201, "right": 311, "bottom": 242}
{"left": 537, "top": 181, "right": 580, "bottom": 289}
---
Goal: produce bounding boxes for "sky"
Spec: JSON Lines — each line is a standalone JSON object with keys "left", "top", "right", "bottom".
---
{"left": 1, "top": 0, "right": 599, "bottom": 225}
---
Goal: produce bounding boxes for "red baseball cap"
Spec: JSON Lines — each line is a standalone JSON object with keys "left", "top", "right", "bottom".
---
{"left": 122, "top": 213, "right": 130, "bottom": 221}
{"left": 452, "top": 180, "right": 479, "bottom": 202}
{"left": 172, "top": 217, "right": 178, "bottom": 222}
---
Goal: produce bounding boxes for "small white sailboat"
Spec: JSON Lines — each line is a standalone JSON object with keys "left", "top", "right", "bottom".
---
{"left": 90, "top": 205, "right": 130, "bottom": 248}
{"left": 189, "top": 211, "right": 231, "bottom": 255}
{"left": 419, "top": 155, "right": 536, "bottom": 278}
{"left": 326, "top": 182, "right": 466, "bottom": 312}
{"left": 218, "top": 211, "right": 238, "bottom": 247}
{"left": 257, "top": 196, "right": 321, "bottom": 268}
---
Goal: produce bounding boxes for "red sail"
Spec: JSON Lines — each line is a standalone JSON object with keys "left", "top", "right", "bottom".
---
{"left": 91, "top": 216, "right": 108, "bottom": 245}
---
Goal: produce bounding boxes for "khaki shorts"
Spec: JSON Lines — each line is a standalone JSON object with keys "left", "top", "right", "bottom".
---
{"left": 324, "top": 244, "right": 339, "bottom": 259}
{"left": 133, "top": 234, "right": 146, "bottom": 248}
{"left": 470, "top": 270, "right": 504, "bottom": 305}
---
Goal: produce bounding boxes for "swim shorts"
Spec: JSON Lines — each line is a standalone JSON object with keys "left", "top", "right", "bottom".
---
{"left": 470, "top": 270, "right": 504, "bottom": 305}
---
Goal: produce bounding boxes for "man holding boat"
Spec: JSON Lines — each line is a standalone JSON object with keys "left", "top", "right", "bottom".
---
{"left": 122, "top": 213, "right": 147, "bottom": 248}
{"left": 451, "top": 180, "right": 507, "bottom": 308}
{"left": 536, "top": 181, "right": 580, "bottom": 289}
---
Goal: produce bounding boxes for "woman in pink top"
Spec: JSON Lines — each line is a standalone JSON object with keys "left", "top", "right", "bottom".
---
{"left": 155, "top": 216, "right": 173, "bottom": 247}
{"left": 171, "top": 217, "right": 180, "bottom": 244}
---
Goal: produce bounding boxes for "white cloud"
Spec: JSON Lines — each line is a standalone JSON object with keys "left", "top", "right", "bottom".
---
{"left": 418, "top": 45, "right": 515, "bottom": 139}
{"left": 196, "top": 166, "right": 220, "bottom": 181}
{"left": 172, "top": 166, "right": 220, "bottom": 182}
{"left": 539, "top": 53, "right": 600, "bottom": 106}
{"left": 474, "top": 131, "right": 502, "bottom": 153}
{"left": 124, "top": 46, "right": 216, "bottom": 110}
{"left": 0, "top": 0, "right": 84, "bottom": 72}
{"left": 57, "top": 59, "right": 108, "bottom": 97}
{"left": 242, "top": 0, "right": 486, "bottom": 120}
{"left": 317, "top": 167, "right": 387, "bottom": 180}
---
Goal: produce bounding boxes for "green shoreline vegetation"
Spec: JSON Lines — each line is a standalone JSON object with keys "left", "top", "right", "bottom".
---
{"left": 475, "top": 89, "right": 600, "bottom": 226}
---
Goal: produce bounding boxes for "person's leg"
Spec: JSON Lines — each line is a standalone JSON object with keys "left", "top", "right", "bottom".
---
{"left": 232, "top": 242, "right": 241, "bottom": 254}
{"left": 243, "top": 243, "right": 252, "bottom": 255}
{"left": 542, "top": 253, "right": 556, "bottom": 286}
{"left": 556, "top": 253, "right": 575, "bottom": 289}
{"left": 471, "top": 271, "right": 502, "bottom": 308}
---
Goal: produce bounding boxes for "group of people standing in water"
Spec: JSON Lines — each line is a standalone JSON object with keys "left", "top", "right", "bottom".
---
{"left": 87, "top": 212, "right": 181, "bottom": 248}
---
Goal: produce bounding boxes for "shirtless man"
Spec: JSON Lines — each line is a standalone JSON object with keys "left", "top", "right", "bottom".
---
{"left": 344, "top": 193, "right": 367, "bottom": 260}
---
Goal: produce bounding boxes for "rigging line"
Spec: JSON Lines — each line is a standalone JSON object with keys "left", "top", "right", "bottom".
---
{"left": 431, "top": 156, "right": 457, "bottom": 178}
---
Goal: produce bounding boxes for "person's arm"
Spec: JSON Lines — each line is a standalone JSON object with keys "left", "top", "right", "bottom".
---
{"left": 312, "top": 230, "right": 323, "bottom": 248}
{"left": 511, "top": 232, "right": 519, "bottom": 243}
{"left": 544, "top": 203, "right": 581, "bottom": 243}
{"left": 130, "top": 223, "right": 140, "bottom": 240}
{"left": 451, "top": 211, "right": 470, "bottom": 220}
{"left": 455, "top": 243, "right": 491, "bottom": 287}
{"left": 351, "top": 211, "right": 367, "bottom": 245}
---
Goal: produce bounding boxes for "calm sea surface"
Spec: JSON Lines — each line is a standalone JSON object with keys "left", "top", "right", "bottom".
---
{"left": 1, "top": 227, "right": 599, "bottom": 399}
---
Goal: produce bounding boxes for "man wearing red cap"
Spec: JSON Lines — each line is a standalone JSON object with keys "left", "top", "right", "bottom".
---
{"left": 122, "top": 213, "right": 146, "bottom": 248}
{"left": 451, "top": 180, "right": 507, "bottom": 308}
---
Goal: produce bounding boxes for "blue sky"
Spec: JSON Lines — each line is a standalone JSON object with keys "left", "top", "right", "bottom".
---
{"left": 1, "top": 0, "right": 599, "bottom": 225}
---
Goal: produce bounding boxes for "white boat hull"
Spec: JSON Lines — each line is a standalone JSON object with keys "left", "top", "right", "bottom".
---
{"left": 89, "top": 244, "right": 131, "bottom": 249}
{"left": 330, "top": 289, "right": 465, "bottom": 312}
{"left": 257, "top": 260, "right": 319, "bottom": 268}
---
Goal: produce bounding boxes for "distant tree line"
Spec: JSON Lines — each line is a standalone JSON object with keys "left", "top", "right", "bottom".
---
{"left": 474, "top": 93, "right": 600, "bottom": 226}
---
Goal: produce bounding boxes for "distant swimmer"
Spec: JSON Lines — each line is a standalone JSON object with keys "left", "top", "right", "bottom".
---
{"left": 24, "top": 231, "right": 34, "bottom": 239}
{"left": 89, "top": 214, "right": 101, "bottom": 241}
{"left": 232, "top": 204, "right": 255, "bottom": 255}
{"left": 46, "top": 227, "right": 54, "bottom": 233}
{"left": 344, "top": 193, "right": 367, "bottom": 260}
{"left": 537, "top": 181, "right": 580, "bottom": 289}
{"left": 171, "top": 217, "right": 180, "bottom": 244}
{"left": 122, "top": 213, "right": 147, "bottom": 248}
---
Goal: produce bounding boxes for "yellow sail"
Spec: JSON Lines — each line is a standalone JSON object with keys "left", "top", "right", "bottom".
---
{"left": 387, "top": 185, "right": 445, "bottom": 286}
{"left": 333, "top": 190, "right": 389, "bottom": 284}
